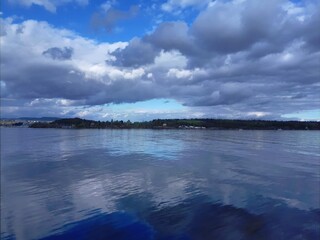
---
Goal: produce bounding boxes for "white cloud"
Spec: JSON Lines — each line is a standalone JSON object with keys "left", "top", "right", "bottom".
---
{"left": 100, "top": 0, "right": 117, "bottom": 12}
{"left": 247, "top": 112, "right": 270, "bottom": 118}
{"left": 152, "top": 50, "right": 188, "bottom": 70}
{"left": 167, "top": 68, "right": 192, "bottom": 79}
{"left": 1, "top": 18, "right": 148, "bottom": 104}
{"left": 123, "top": 68, "right": 146, "bottom": 80}
{"left": 1, "top": 18, "right": 126, "bottom": 81}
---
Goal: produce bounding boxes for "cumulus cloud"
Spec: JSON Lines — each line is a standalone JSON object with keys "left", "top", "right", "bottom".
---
{"left": 8, "top": 0, "right": 89, "bottom": 13}
{"left": 0, "top": 18, "right": 159, "bottom": 107}
{"left": 1, "top": 0, "right": 320, "bottom": 120}
{"left": 192, "top": 0, "right": 281, "bottom": 54}
{"left": 113, "top": 21, "right": 195, "bottom": 67}
{"left": 114, "top": 0, "right": 318, "bottom": 66}
{"left": 109, "top": 0, "right": 320, "bottom": 117}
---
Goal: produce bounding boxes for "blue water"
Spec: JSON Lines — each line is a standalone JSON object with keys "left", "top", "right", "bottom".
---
{"left": 1, "top": 128, "right": 320, "bottom": 240}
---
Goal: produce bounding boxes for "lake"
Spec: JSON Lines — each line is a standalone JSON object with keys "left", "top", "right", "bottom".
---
{"left": 1, "top": 128, "right": 320, "bottom": 240}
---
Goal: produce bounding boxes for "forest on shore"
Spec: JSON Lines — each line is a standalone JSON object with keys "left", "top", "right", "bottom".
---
{"left": 29, "top": 118, "right": 320, "bottom": 130}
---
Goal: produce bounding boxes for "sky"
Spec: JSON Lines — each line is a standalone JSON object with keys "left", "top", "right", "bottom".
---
{"left": 0, "top": 0, "right": 319, "bottom": 121}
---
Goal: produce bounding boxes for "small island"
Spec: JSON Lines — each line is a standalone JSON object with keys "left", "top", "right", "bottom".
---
{"left": 28, "top": 117, "right": 320, "bottom": 130}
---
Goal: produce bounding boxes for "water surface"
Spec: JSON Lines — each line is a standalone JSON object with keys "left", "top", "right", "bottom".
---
{"left": 1, "top": 128, "right": 320, "bottom": 239}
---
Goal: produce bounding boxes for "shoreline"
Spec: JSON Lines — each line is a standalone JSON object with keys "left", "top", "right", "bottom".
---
{"left": 2, "top": 117, "right": 319, "bottom": 130}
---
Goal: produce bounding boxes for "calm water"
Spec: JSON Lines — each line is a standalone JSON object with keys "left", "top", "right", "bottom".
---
{"left": 1, "top": 128, "right": 320, "bottom": 240}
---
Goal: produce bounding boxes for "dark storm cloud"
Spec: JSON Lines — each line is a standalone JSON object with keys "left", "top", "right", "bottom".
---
{"left": 42, "top": 47, "right": 74, "bottom": 60}
{"left": 112, "top": 38, "right": 159, "bottom": 67}
{"left": 302, "top": 8, "right": 320, "bottom": 51}
{"left": 145, "top": 21, "right": 194, "bottom": 54}
{"left": 111, "top": 22, "right": 193, "bottom": 67}
{"left": 85, "top": 81, "right": 164, "bottom": 105}
{"left": 188, "top": 83, "right": 254, "bottom": 107}
{"left": 91, "top": 5, "right": 139, "bottom": 32}
{"left": 2, "top": 63, "right": 100, "bottom": 100}
{"left": 113, "top": 21, "right": 199, "bottom": 67}
{"left": 2, "top": 60, "right": 164, "bottom": 105}
{"left": 192, "top": 0, "right": 303, "bottom": 55}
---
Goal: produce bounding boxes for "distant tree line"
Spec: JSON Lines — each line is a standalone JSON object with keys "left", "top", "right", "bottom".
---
{"left": 29, "top": 118, "right": 320, "bottom": 130}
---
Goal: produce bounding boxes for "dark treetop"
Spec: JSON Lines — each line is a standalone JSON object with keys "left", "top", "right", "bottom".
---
{"left": 29, "top": 118, "right": 320, "bottom": 130}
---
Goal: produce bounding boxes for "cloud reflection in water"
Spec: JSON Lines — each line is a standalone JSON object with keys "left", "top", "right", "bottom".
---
{"left": 1, "top": 128, "right": 320, "bottom": 239}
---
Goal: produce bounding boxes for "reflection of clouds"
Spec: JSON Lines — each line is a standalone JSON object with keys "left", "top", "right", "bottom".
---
{"left": 72, "top": 171, "right": 156, "bottom": 214}
{"left": 39, "top": 129, "right": 187, "bottom": 160}
{"left": 39, "top": 195, "right": 320, "bottom": 240}
{"left": 2, "top": 128, "right": 320, "bottom": 239}
{"left": 71, "top": 171, "right": 191, "bottom": 212}
{"left": 1, "top": 180, "right": 76, "bottom": 240}
{"left": 99, "top": 130, "right": 186, "bottom": 159}
{"left": 151, "top": 178, "right": 189, "bottom": 207}
{"left": 73, "top": 178, "right": 116, "bottom": 213}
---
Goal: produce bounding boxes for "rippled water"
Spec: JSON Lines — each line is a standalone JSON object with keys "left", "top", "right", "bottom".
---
{"left": 1, "top": 128, "right": 320, "bottom": 240}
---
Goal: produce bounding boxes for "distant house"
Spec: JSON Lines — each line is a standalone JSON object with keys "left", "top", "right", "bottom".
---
{"left": 162, "top": 123, "right": 167, "bottom": 127}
